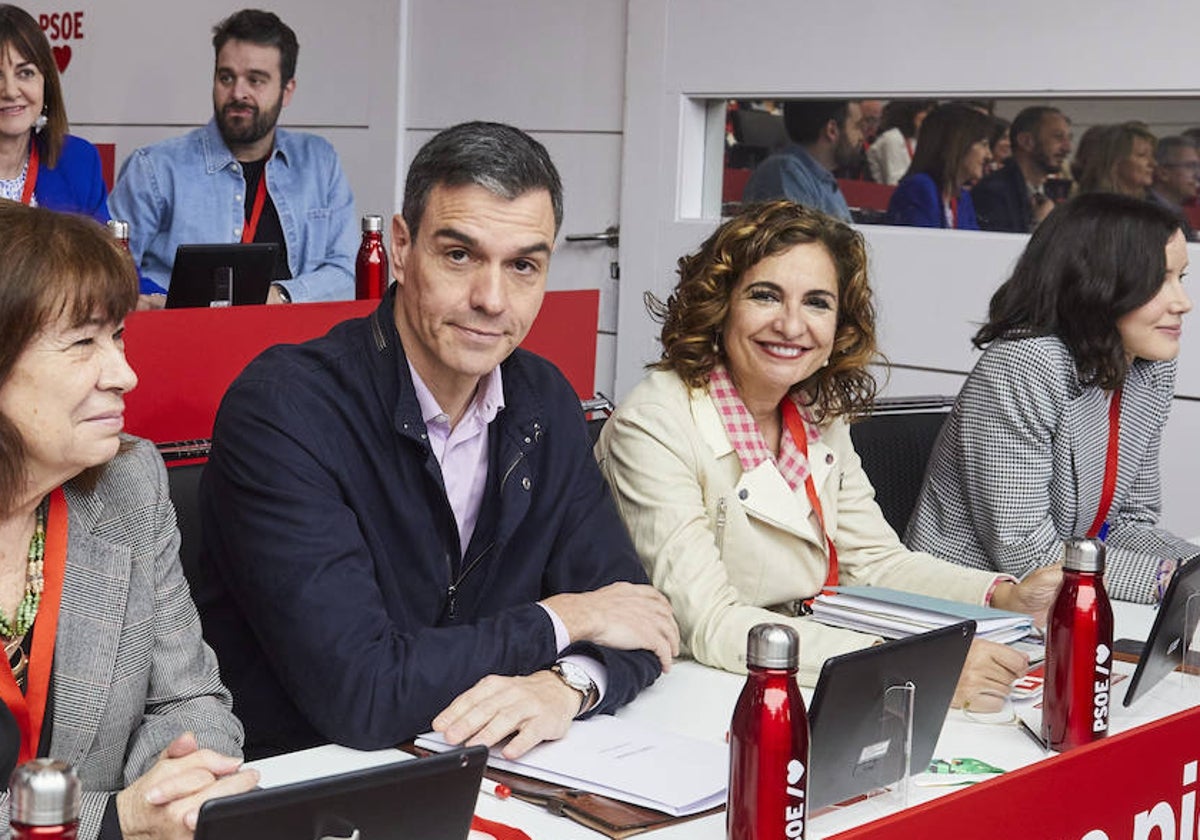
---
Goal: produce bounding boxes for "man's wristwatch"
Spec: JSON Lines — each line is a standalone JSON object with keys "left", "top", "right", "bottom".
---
{"left": 550, "top": 661, "right": 599, "bottom": 716}
{"left": 272, "top": 283, "right": 292, "bottom": 303}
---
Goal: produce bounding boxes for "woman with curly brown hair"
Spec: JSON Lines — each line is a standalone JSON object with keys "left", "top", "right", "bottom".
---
{"left": 595, "top": 201, "right": 1056, "bottom": 700}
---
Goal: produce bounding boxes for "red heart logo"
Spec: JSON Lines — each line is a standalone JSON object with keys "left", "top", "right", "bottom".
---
{"left": 52, "top": 45, "right": 71, "bottom": 73}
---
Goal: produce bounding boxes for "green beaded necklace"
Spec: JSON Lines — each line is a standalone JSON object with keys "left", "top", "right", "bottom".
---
{"left": 0, "top": 498, "right": 47, "bottom": 640}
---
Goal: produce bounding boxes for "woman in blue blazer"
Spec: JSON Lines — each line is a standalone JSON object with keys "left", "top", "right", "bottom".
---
{"left": 0, "top": 6, "right": 108, "bottom": 223}
{"left": 907, "top": 194, "right": 1198, "bottom": 603}
{"left": 885, "top": 103, "right": 995, "bottom": 230}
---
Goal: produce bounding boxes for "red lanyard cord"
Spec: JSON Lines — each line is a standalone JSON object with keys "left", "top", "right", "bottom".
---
{"left": 781, "top": 400, "right": 839, "bottom": 596}
{"left": 0, "top": 487, "right": 67, "bottom": 761}
{"left": 1086, "top": 388, "right": 1122, "bottom": 540}
{"left": 20, "top": 142, "right": 39, "bottom": 206}
{"left": 241, "top": 170, "right": 268, "bottom": 244}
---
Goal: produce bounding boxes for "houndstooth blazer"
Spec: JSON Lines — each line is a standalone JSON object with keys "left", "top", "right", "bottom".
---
{"left": 2, "top": 437, "right": 243, "bottom": 839}
{"left": 906, "top": 335, "right": 1199, "bottom": 603}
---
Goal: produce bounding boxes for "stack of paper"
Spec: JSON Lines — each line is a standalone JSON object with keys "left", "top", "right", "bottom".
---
{"left": 810, "top": 586, "right": 1034, "bottom": 644}
{"left": 417, "top": 715, "right": 727, "bottom": 817}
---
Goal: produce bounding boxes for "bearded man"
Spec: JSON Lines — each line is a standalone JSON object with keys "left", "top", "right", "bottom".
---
{"left": 110, "top": 9, "right": 356, "bottom": 306}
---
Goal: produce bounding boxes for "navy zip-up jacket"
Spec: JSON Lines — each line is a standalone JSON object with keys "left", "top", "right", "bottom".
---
{"left": 194, "top": 290, "right": 661, "bottom": 756}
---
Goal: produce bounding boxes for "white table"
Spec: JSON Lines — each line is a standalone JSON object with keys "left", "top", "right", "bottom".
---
{"left": 250, "top": 602, "right": 1194, "bottom": 839}
{"left": 473, "top": 600, "right": 1200, "bottom": 839}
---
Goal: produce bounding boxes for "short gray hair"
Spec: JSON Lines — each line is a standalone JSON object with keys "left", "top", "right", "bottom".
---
{"left": 1156, "top": 134, "right": 1197, "bottom": 164}
{"left": 402, "top": 121, "right": 564, "bottom": 239}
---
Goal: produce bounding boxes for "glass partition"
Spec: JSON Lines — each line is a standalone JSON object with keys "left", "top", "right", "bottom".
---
{"left": 714, "top": 96, "right": 1200, "bottom": 233}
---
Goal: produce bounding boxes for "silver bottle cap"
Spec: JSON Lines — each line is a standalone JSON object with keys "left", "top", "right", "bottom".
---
{"left": 746, "top": 623, "right": 799, "bottom": 670}
{"left": 1063, "top": 538, "right": 1106, "bottom": 574}
{"left": 106, "top": 219, "right": 130, "bottom": 239}
{"left": 9, "top": 759, "right": 80, "bottom": 826}
{"left": 362, "top": 214, "right": 384, "bottom": 233}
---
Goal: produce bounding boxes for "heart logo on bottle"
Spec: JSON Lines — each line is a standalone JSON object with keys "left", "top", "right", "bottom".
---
{"left": 787, "top": 759, "right": 805, "bottom": 785}
{"left": 1095, "top": 643, "right": 1111, "bottom": 664}
{"left": 52, "top": 45, "right": 72, "bottom": 73}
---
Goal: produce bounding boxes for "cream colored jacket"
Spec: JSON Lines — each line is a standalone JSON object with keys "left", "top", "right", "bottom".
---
{"left": 595, "top": 370, "right": 1001, "bottom": 685}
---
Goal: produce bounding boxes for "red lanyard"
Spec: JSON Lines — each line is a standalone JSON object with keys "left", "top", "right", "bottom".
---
{"left": 948, "top": 196, "right": 958, "bottom": 229}
{"left": 0, "top": 487, "right": 67, "bottom": 762}
{"left": 20, "top": 142, "right": 39, "bottom": 205}
{"left": 905, "top": 137, "right": 915, "bottom": 159}
{"left": 781, "top": 400, "right": 839, "bottom": 595}
{"left": 241, "top": 170, "right": 268, "bottom": 244}
{"left": 1086, "top": 388, "right": 1123, "bottom": 540}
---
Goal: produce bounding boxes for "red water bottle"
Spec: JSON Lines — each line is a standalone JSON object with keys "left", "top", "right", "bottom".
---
{"left": 1042, "top": 538, "right": 1114, "bottom": 752}
{"left": 10, "top": 759, "right": 80, "bottom": 839}
{"left": 728, "top": 623, "right": 809, "bottom": 840}
{"left": 356, "top": 214, "right": 387, "bottom": 299}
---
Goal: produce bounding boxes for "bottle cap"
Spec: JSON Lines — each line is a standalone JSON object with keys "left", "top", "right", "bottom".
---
{"left": 106, "top": 219, "right": 130, "bottom": 239}
{"left": 746, "top": 623, "right": 799, "bottom": 670}
{"left": 9, "top": 759, "right": 80, "bottom": 826}
{"left": 1063, "top": 538, "right": 1106, "bottom": 574}
{"left": 362, "top": 214, "right": 384, "bottom": 233}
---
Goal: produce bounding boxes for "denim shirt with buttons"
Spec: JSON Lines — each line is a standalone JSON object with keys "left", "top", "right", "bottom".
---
{"left": 109, "top": 118, "right": 357, "bottom": 302}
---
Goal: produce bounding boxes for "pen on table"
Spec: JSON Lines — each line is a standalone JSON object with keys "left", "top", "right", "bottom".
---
{"left": 480, "top": 778, "right": 511, "bottom": 800}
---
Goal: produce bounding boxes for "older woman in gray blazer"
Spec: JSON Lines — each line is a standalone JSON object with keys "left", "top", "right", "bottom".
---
{"left": 907, "top": 193, "right": 1198, "bottom": 603}
{"left": 0, "top": 205, "right": 257, "bottom": 839}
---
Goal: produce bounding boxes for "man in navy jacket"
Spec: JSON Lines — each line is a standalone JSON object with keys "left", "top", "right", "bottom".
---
{"left": 196, "top": 122, "right": 678, "bottom": 758}
{"left": 973, "top": 106, "right": 1072, "bottom": 233}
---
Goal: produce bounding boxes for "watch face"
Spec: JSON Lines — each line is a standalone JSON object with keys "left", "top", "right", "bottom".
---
{"left": 556, "top": 662, "right": 592, "bottom": 692}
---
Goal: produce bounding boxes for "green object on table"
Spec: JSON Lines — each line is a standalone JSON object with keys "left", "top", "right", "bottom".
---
{"left": 927, "top": 757, "right": 1005, "bottom": 775}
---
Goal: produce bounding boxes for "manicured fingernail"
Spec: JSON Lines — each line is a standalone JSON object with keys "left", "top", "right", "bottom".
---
{"left": 185, "top": 810, "right": 199, "bottom": 829}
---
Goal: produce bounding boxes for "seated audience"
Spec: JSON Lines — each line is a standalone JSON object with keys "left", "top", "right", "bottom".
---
{"left": 1077, "top": 121, "right": 1157, "bottom": 199}
{"left": 907, "top": 193, "right": 1197, "bottom": 603}
{"left": 195, "top": 121, "right": 677, "bottom": 759}
{"left": 741, "top": 100, "right": 864, "bottom": 221}
{"left": 594, "top": 200, "right": 1057, "bottom": 702}
{"left": 859, "top": 99, "right": 884, "bottom": 146}
{"left": 1150, "top": 135, "right": 1199, "bottom": 240}
{"left": 0, "top": 6, "right": 109, "bottom": 223}
{"left": 986, "top": 116, "right": 1011, "bottom": 175}
{"left": 834, "top": 98, "right": 883, "bottom": 180}
{"left": 973, "top": 106, "right": 1072, "bottom": 233}
{"left": 866, "top": 99, "right": 934, "bottom": 186}
{"left": 1070, "top": 124, "right": 1109, "bottom": 185}
{"left": 884, "top": 103, "right": 994, "bottom": 229}
{"left": 0, "top": 205, "right": 254, "bottom": 838}
{"left": 109, "top": 9, "right": 356, "bottom": 308}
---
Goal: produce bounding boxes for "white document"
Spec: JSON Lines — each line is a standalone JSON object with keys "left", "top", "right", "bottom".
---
{"left": 417, "top": 714, "right": 727, "bottom": 816}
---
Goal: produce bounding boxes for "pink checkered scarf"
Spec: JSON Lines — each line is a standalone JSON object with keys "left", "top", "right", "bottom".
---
{"left": 708, "top": 365, "right": 820, "bottom": 493}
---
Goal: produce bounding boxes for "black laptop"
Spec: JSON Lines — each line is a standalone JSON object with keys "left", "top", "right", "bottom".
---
{"left": 166, "top": 243, "right": 278, "bottom": 309}
{"left": 194, "top": 746, "right": 486, "bottom": 840}
{"left": 807, "top": 620, "right": 976, "bottom": 811}
{"left": 1123, "top": 554, "right": 1200, "bottom": 707}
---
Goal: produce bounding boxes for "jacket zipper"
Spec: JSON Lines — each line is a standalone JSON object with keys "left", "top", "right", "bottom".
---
{"left": 715, "top": 497, "right": 728, "bottom": 553}
{"left": 446, "top": 431, "right": 531, "bottom": 618}
{"left": 446, "top": 541, "right": 497, "bottom": 620}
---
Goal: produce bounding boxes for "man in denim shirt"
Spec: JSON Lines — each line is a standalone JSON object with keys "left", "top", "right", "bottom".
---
{"left": 742, "top": 100, "right": 863, "bottom": 222}
{"left": 110, "top": 9, "right": 355, "bottom": 307}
